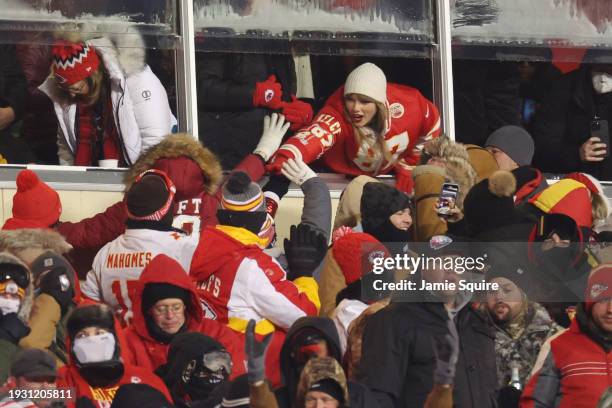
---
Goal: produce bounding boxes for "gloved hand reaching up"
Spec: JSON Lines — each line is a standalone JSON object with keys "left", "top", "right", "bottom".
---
{"left": 284, "top": 223, "right": 327, "bottom": 281}
{"left": 254, "top": 113, "right": 291, "bottom": 162}
{"left": 245, "top": 319, "right": 272, "bottom": 384}
{"left": 281, "top": 158, "right": 317, "bottom": 187}
{"left": 253, "top": 75, "right": 283, "bottom": 109}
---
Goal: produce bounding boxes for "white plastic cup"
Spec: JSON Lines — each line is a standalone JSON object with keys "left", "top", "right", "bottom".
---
{"left": 98, "top": 159, "right": 119, "bottom": 168}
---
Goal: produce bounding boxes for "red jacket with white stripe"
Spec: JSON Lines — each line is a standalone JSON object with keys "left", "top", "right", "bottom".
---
{"left": 190, "top": 225, "right": 320, "bottom": 335}
{"left": 520, "top": 314, "right": 612, "bottom": 408}
{"left": 269, "top": 84, "right": 440, "bottom": 186}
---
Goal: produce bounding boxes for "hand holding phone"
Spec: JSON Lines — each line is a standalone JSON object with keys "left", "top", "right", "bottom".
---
{"left": 436, "top": 183, "right": 459, "bottom": 217}
{"left": 582, "top": 118, "right": 610, "bottom": 162}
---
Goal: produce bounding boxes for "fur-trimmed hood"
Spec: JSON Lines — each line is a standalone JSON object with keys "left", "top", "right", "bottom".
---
{"left": 124, "top": 133, "right": 223, "bottom": 199}
{"left": 0, "top": 252, "right": 34, "bottom": 322}
{"left": 414, "top": 136, "right": 477, "bottom": 209}
{"left": 0, "top": 229, "right": 72, "bottom": 255}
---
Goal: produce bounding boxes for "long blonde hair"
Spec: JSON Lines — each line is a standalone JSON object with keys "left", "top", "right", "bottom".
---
{"left": 344, "top": 94, "right": 392, "bottom": 170}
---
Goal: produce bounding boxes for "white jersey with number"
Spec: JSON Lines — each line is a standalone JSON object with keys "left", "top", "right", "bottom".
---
{"left": 81, "top": 228, "right": 198, "bottom": 324}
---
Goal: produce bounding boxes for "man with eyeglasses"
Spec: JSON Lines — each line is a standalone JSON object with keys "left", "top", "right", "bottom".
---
{"left": 124, "top": 254, "right": 246, "bottom": 377}
{"left": 0, "top": 349, "right": 59, "bottom": 408}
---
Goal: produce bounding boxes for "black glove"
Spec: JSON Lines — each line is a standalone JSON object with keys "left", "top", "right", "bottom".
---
{"left": 39, "top": 267, "right": 74, "bottom": 314}
{"left": 0, "top": 312, "right": 30, "bottom": 345}
{"left": 245, "top": 319, "right": 272, "bottom": 384}
{"left": 498, "top": 385, "right": 522, "bottom": 408}
{"left": 283, "top": 223, "right": 327, "bottom": 281}
{"left": 75, "top": 397, "right": 96, "bottom": 408}
{"left": 432, "top": 318, "right": 459, "bottom": 385}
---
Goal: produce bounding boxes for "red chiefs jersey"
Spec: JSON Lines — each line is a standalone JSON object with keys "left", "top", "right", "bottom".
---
{"left": 273, "top": 83, "right": 440, "bottom": 175}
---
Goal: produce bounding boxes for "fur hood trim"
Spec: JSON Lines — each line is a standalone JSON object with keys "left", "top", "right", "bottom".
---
{"left": 426, "top": 136, "right": 477, "bottom": 209}
{"left": 0, "top": 251, "right": 34, "bottom": 322}
{"left": 0, "top": 229, "right": 72, "bottom": 255}
{"left": 124, "top": 133, "right": 223, "bottom": 195}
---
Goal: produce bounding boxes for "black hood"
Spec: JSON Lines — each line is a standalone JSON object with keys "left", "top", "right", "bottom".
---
{"left": 279, "top": 317, "right": 342, "bottom": 404}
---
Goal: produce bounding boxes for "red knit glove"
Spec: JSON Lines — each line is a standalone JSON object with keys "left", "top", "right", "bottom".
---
{"left": 253, "top": 75, "right": 283, "bottom": 109}
{"left": 280, "top": 96, "right": 314, "bottom": 130}
{"left": 266, "top": 151, "right": 292, "bottom": 174}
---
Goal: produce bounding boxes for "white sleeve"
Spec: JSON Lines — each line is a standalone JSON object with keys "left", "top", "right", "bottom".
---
{"left": 81, "top": 269, "right": 102, "bottom": 301}
{"left": 240, "top": 259, "right": 307, "bottom": 330}
{"left": 126, "top": 65, "right": 175, "bottom": 153}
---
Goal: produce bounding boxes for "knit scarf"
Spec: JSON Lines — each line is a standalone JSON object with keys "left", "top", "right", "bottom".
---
{"left": 75, "top": 91, "right": 121, "bottom": 166}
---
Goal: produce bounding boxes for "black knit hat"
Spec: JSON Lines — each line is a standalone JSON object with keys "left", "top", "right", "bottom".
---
{"left": 360, "top": 182, "right": 412, "bottom": 232}
{"left": 142, "top": 283, "right": 191, "bottom": 315}
{"left": 111, "top": 383, "right": 175, "bottom": 408}
{"left": 308, "top": 378, "right": 345, "bottom": 404}
{"left": 126, "top": 170, "right": 175, "bottom": 225}
{"left": 463, "top": 170, "right": 517, "bottom": 236}
{"left": 67, "top": 304, "right": 115, "bottom": 340}
{"left": 486, "top": 265, "right": 532, "bottom": 296}
{"left": 221, "top": 375, "right": 250, "bottom": 408}
{"left": 217, "top": 171, "right": 267, "bottom": 234}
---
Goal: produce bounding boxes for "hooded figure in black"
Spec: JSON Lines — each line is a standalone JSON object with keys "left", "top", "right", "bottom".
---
{"left": 360, "top": 182, "right": 414, "bottom": 253}
{"left": 66, "top": 304, "right": 124, "bottom": 388}
{"left": 275, "top": 316, "right": 379, "bottom": 408}
{"left": 156, "top": 332, "right": 232, "bottom": 408}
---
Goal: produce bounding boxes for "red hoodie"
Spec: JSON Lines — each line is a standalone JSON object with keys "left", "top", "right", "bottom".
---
{"left": 124, "top": 254, "right": 246, "bottom": 377}
{"left": 57, "top": 303, "right": 170, "bottom": 408}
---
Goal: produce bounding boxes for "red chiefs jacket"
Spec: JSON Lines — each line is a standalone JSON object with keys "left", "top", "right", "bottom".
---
{"left": 190, "top": 225, "right": 320, "bottom": 387}
{"left": 124, "top": 254, "right": 246, "bottom": 377}
{"left": 520, "top": 315, "right": 612, "bottom": 408}
{"left": 269, "top": 84, "right": 440, "bottom": 190}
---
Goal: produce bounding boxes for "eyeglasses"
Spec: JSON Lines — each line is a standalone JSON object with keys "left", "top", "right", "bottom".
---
{"left": 152, "top": 303, "right": 185, "bottom": 316}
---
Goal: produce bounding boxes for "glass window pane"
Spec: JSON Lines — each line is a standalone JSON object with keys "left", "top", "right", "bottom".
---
{"left": 0, "top": 0, "right": 179, "bottom": 166}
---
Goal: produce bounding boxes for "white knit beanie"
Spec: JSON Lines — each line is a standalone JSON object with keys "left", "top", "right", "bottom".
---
{"left": 344, "top": 63, "right": 387, "bottom": 104}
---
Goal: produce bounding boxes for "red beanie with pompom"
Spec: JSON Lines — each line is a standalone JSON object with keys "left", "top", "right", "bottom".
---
{"left": 7, "top": 170, "right": 62, "bottom": 228}
{"left": 332, "top": 232, "right": 389, "bottom": 285}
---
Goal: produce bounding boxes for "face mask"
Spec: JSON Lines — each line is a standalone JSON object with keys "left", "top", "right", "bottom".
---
{"left": 592, "top": 72, "right": 612, "bottom": 94}
{"left": 73, "top": 333, "right": 116, "bottom": 364}
{"left": 182, "top": 350, "right": 231, "bottom": 400}
{"left": 0, "top": 297, "right": 20, "bottom": 315}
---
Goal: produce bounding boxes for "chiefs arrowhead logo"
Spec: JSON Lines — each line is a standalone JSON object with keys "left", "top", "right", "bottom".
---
{"left": 265, "top": 89, "right": 274, "bottom": 103}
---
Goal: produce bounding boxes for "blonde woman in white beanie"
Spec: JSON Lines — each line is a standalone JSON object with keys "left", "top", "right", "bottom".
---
{"left": 268, "top": 62, "right": 441, "bottom": 193}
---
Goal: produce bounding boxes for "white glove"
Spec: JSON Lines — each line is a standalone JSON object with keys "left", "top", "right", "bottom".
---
{"left": 281, "top": 158, "right": 317, "bottom": 186}
{"left": 253, "top": 113, "right": 290, "bottom": 161}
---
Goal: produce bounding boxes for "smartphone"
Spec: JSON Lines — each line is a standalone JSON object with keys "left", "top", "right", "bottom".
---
{"left": 591, "top": 117, "right": 610, "bottom": 158}
{"left": 436, "top": 183, "right": 460, "bottom": 216}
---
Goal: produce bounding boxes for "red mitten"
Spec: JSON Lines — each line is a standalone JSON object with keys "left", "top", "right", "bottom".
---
{"left": 266, "top": 151, "right": 291, "bottom": 174}
{"left": 253, "top": 75, "right": 283, "bottom": 109}
{"left": 280, "top": 96, "right": 314, "bottom": 130}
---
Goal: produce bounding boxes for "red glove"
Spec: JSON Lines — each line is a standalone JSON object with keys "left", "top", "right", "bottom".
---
{"left": 266, "top": 151, "right": 291, "bottom": 174}
{"left": 280, "top": 96, "right": 314, "bottom": 130}
{"left": 253, "top": 75, "right": 283, "bottom": 109}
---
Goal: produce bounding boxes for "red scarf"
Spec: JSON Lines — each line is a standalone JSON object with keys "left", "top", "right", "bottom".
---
{"left": 74, "top": 93, "right": 121, "bottom": 166}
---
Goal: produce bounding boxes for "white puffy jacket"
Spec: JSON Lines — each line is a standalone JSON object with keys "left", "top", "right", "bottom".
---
{"left": 39, "top": 36, "right": 177, "bottom": 166}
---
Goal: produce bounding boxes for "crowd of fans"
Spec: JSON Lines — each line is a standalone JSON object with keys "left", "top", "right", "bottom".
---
{"left": 0, "top": 29, "right": 610, "bottom": 408}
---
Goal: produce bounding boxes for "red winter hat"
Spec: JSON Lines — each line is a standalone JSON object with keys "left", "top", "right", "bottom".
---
{"left": 332, "top": 232, "right": 389, "bottom": 285}
{"left": 52, "top": 40, "right": 100, "bottom": 86}
{"left": 585, "top": 264, "right": 612, "bottom": 312}
{"left": 4, "top": 170, "right": 61, "bottom": 229}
